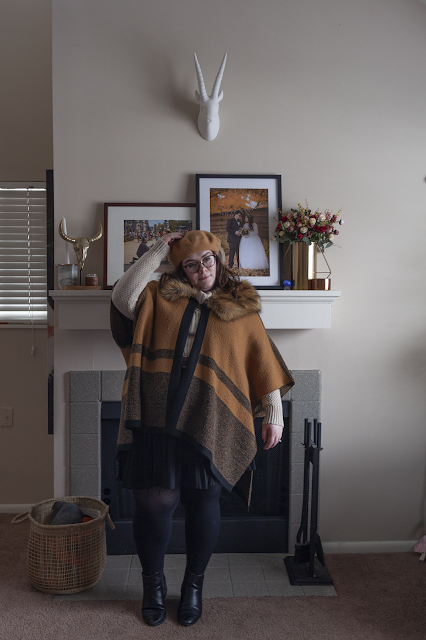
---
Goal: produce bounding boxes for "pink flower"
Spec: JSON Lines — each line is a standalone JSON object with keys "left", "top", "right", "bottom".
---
{"left": 296, "top": 222, "right": 302, "bottom": 228}
{"left": 289, "top": 226, "right": 294, "bottom": 232}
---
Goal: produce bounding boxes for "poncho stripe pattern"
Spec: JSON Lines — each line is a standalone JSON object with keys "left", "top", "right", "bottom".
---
{"left": 111, "top": 278, "right": 294, "bottom": 491}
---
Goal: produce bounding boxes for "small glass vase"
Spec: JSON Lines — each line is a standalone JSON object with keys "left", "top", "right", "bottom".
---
{"left": 57, "top": 264, "right": 79, "bottom": 289}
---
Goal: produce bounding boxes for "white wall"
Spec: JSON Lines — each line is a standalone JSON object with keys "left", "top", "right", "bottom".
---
{"left": 0, "top": 0, "right": 53, "bottom": 506}
{"left": 0, "top": 0, "right": 53, "bottom": 181}
{"left": 52, "top": 0, "right": 426, "bottom": 543}
{"left": 0, "top": 328, "right": 52, "bottom": 505}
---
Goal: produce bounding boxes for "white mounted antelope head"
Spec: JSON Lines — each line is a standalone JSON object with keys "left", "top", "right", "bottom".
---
{"left": 58, "top": 219, "right": 103, "bottom": 271}
{"left": 194, "top": 53, "right": 227, "bottom": 141}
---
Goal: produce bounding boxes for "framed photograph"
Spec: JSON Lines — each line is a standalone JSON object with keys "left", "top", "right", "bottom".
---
{"left": 104, "top": 203, "right": 196, "bottom": 288}
{"left": 196, "top": 174, "right": 283, "bottom": 288}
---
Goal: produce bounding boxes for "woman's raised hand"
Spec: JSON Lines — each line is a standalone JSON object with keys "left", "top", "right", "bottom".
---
{"left": 161, "top": 232, "right": 185, "bottom": 246}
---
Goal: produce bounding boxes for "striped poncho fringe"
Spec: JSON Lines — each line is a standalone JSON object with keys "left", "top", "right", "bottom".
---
{"left": 111, "top": 278, "right": 294, "bottom": 491}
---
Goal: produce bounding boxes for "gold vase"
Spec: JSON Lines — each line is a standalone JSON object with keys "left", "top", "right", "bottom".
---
{"left": 290, "top": 242, "right": 317, "bottom": 290}
{"left": 284, "top": 242, "right": 331, "bottom": 290}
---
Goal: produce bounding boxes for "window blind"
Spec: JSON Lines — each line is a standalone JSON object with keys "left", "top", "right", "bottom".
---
{"left": 0, "top": 184, "right": 47, "bottom": 325}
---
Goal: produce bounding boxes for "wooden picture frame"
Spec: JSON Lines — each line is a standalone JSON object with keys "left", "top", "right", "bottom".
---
{"left": 103, "top": 203, "right": 196, "bottom": 288}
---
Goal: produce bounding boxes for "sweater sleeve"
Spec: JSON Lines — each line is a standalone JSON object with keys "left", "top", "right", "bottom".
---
{"left": 111, "top": 239, "right": 171, "bottom": 319}
{"left": 261, "top": 389, "right": 284, "bottom": 427}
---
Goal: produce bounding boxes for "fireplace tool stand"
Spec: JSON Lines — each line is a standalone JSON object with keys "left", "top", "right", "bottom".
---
{"left": 284, "top": 419, "right": 333, "bottom": 585}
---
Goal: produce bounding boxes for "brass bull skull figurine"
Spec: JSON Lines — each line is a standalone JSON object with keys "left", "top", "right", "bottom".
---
{"left": 58, "top": 219, "right": 103, "bottom": 272}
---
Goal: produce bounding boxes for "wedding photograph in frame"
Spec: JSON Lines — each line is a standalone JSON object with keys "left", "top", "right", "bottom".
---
{"left": 196, "top": 174, "right": 283, "bottom": 288}
{"left": 104, "top": 203, "right": 196, "bottom": 288}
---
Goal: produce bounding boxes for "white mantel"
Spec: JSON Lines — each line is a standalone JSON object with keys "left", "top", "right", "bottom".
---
{"left": 50, "top": 289, "right": 340, "bottom": 329}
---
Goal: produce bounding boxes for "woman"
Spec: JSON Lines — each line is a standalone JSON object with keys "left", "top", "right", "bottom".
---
{"left": 238, "top": 214, "right": 269, "bottom": 270}
{"left": 111, "top": 230, "right": 293, "bottom": 627}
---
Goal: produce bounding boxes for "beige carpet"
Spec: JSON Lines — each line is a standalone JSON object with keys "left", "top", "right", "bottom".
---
{"left": 1, "top": 514, "right": 425, "bottom": 640}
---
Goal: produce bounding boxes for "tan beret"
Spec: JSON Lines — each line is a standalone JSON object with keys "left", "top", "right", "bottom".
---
{"left": 169, "top": 230, "right": 222, "bottom": 267}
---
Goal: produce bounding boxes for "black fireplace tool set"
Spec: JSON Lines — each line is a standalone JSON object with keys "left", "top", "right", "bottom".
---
{"left": 284, "top": 419, "right": 333, "bottom": 585}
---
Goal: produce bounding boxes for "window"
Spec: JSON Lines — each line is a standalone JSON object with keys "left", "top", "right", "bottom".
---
{"left": 0, "top": 183, "right": 47, "bottom": 325}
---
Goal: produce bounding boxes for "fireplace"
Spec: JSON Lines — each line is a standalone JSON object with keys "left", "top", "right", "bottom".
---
{"left": 100, "top": 399, "right": 289, "bottom": 554}
{"left": 69, "top": 369, "right": 321, "bottom": 554}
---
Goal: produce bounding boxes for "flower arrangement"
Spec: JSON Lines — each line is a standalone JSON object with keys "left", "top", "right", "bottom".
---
{"left": 274, "top": 203, "right": 344, "bottom": 252}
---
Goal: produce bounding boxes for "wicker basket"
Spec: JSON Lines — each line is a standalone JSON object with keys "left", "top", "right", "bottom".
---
{"left": 12, "top": 496, "right": 115, "bottom": 594}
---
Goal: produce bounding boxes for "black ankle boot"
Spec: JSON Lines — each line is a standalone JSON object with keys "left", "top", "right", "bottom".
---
{"left": 141, "top": 572, "right": 167, "bottom": 626}
{"left": 177, "top": 568, "right": 204, "bottom": 626}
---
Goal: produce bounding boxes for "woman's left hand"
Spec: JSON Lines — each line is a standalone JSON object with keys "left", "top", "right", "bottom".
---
{"left": 262, "top": 423, "right": 283, "bottom": 450}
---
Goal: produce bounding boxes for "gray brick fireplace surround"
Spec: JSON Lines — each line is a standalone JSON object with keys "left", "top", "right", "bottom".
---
{"left": 68, "top": 369, "right": 321, "bottom": 550}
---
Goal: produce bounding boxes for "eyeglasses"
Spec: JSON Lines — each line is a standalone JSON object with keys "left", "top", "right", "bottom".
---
{"left": 183, "top": 254, "right": 216, "bottom": 274}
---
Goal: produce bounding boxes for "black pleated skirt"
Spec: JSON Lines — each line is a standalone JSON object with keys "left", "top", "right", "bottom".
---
{"left": 117, "top": 430, "right": 218, "bottom": 490}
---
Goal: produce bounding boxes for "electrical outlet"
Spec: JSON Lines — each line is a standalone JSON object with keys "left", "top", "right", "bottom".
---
{"left": 1, "top": 407, "right": 13, "bottom": 427}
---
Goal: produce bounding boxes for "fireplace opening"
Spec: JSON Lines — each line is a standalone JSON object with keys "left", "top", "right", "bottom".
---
{"left": 101, "top": 401, "right": 289, "bottom": 554}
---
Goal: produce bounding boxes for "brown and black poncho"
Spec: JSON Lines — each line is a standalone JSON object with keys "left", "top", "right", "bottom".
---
{"left": 111, "top": 277, "right": 294, "bottom": 491}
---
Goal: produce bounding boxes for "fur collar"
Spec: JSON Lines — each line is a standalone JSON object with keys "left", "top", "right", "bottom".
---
{"left": 158, "top": 278, "right": 261, "bottom": 322}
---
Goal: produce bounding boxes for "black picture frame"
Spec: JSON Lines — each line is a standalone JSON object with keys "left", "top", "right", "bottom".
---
{"left": 196, "top": 174, "right": 283, "bottom": 289}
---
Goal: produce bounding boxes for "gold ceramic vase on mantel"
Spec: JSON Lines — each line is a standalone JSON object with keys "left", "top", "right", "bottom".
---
{"left": 285, "top": 242, "right": 331, "bottom": 290}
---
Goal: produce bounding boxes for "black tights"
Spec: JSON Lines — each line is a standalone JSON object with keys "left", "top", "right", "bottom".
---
{"left": 132, "top": 483, "right": 222, "bottom": 576}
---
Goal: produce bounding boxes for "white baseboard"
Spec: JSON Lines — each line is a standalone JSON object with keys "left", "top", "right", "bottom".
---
{"left": 0, "top": 504, "right": 33, "bottom": 514}
{"left": 323, "top": 540, "right": 417, "bottom": 553}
